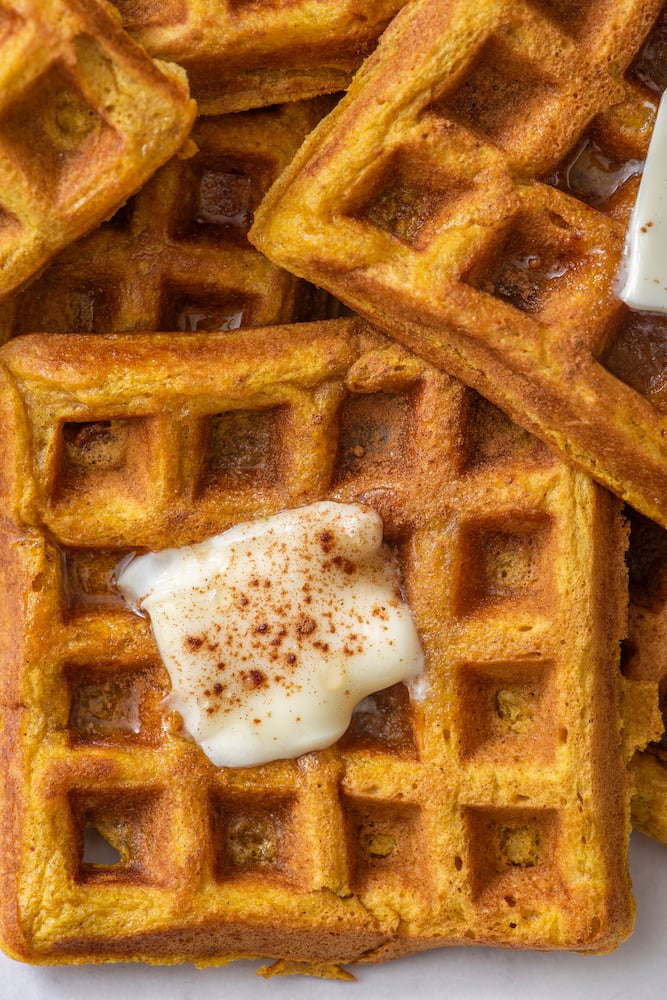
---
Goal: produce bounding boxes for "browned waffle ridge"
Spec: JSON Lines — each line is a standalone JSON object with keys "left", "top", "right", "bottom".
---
{"left": 250, "top": 0, "right": 667, "bottom": 529}
{"left": 0, "top": 0, "right": 196, "bottom": 304}
{"left": 0, "top": 101, "right": 335, "bottom": 339}
{"left": 0, "top": 319, "right": 633, "bottom": 968}
{"left": 109, "top": 0, "right": 405, "bottom": 115}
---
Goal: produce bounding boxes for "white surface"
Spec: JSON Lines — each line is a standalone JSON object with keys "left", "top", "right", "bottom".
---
{"left": 0, "top": 830, "right": 664, "bottom": 1000}
{"left": 619, "top": 89, "right": 667, "bottom": 313}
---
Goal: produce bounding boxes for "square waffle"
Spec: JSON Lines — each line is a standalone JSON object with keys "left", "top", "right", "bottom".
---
{"left": 250, "top": 0, "right": 667, "bottom": 529}
{"left": 0, "top": 319, "right": 633, "bottom": 968}
{"left": 0, "top": 101, "right": 335, "bottom": 339}
{"left": 623, "top": 507, "right": 667, "bottom": 843}
{"left": 0, "top": 0, "right": 196, "bottom": 305}
{"left": 109, "top": 0, "right": 405, "bottom": 115}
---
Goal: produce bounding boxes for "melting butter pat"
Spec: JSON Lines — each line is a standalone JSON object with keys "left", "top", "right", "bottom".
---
{"left": 619, "top": 89, "right": 667, "bottom": 313}
{"left": 116, "top": 501, "right": 423, "bottom": 767}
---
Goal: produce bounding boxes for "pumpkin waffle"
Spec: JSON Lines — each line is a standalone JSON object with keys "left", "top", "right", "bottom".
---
{"left": 0, "top": 319, "right": 634, "bottom": 969}
{"left": 623, "top": 507, "right": 667, "bottom": 844}
{"left": 0, "top": 101, "right": 334, "bottom": 339}
{"left": 0, "top": 0, "right": 196, "bottom": 305}
{"left": 250, "top": 0, "right": 667, "bottom": 529}
{"left": 109, "top": 0, "right": 405, "bottom": 115}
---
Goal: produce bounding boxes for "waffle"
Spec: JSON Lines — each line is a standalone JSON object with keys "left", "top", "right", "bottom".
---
{"left": 250, "top": 0, "right": 667, "bottom": 529}
{"left": 0, "top": 318, "right": 634, "bottom": 969}
{"left": 623, "top": 507, "right": 667, "bottom": 843}
{"left": 0, "top": 101, "right": 335, "bottom": 339}
{"left": 0, "top": 0, "right": 196, "bottom": 305}
{"left": 109, "top": 1, "right": 405, "bottom": 115}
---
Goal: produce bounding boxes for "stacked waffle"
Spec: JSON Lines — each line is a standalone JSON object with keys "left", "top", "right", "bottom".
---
{"left": 107, "top": 0, "right": 406, "bottom": 114}
{"left": 0, "top": 0, "right": 196, "bottom": 302}
{"left": 0, "top": 100, "right": 336, "bottom": 338}
{"left": 251, "top": 0, "right": 667, "bottom": 526}
{"left": 0, "top": 0, "right": 664, "bottom": 977}
{"left": 624, "top": 507, "right": 667, "bottom": 843}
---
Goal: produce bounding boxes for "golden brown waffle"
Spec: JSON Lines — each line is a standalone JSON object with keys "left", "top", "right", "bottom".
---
{"left": 0, "top": 0, "right": 196, "bottom": 304}
{"left": 0, "top": 101, "right": 334, "bottom": 338}
{"left": 0, "top": 319, "right": 634, "bottom": 967}
{"left": 109, "top": 1, "right": 404, "bottom": 115}
{"left": 250, "top": 0, "right": 667, "bottom": 529}
{"left": 623, "top": 507, "right": 667, "bottom": 843}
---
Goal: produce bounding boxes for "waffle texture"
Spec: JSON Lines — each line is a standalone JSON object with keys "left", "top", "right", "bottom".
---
{"left": 109, "top": 1, "right": 405, "bottom": 114}
{"left": 0, "top": 101, "right": 334, "bottom": 339}
{"left": 250, "top": 0, "right": 667, "bottom": 529}
{"left": 623, "top": 507, "right": 667, "bottom": 843}
{"left": 0, "top": 0, "right": 196, "bottom": 305}
{"left": 0, "top": 320, "right": 633, "bottom": 968}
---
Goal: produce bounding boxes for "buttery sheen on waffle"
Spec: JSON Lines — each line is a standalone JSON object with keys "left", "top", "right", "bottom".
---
{"left": 110, "top": 0, "right": 405, "bottom": 114}
{"left": 0, "top": 0, "right": 195, "bottom": 304}
{"left": 250, "top": 0, "right": 667, "bottom": 529}
{"left": 0, "top": 101, "right": 334, "bottom": 339}
{"left": 0, "top": 320, "right": 634, "bottom": 967}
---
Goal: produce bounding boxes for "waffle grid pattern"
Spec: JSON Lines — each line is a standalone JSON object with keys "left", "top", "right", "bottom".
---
{"left": 0, "top": 0, "right": 195, "bottom": 304}
{"left": 249, "top": 0, "right": 667, "bottom": 527}
{"left": 109, "top": 0, "right": 405, "bottom": 114}
{"left": 0, "top": 321, "right": 630, "bottom": 963}
{"left": 0, "top": 101, "right": 333, "bottom": 340}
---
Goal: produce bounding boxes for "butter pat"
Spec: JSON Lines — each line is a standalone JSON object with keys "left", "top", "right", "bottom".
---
{"left": 116, "top": 502, "right": 423, "bottom": 767}
{"left": 619, "top": 90, "right": 667, "bottom": 313}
